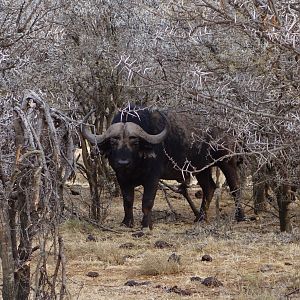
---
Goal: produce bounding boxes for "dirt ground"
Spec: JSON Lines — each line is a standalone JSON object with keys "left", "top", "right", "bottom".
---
{"left": 61, "top": 183, "right": 300, "bottom": 300}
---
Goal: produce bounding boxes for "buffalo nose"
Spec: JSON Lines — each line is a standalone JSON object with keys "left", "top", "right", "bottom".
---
{"left": 117, "top": 159, "right": 130, "bottom": 166}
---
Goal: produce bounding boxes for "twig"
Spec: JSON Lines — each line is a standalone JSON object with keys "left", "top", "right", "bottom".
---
{"left": 285, "top": 288, "right": 300, "bottom": 298}
{"left": 64, "top": 206, "right": 122, "bottom": 234}
{"left": 159, "top": 182, "right": 178, "bottom": 216}
{"left": 59, "top": 236, "right": 67, "bottom": 300}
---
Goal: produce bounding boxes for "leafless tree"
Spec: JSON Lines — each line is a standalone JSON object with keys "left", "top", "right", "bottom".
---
{"left": 107, "top": 1, "right": 300, "bottom": 231}
{"left": 0, "top": 91, "right": 75, "bottom": 299}
{"left": 0, "top": 4, "right": 299, "bottom": 298}
{"left": 1, "top": 1, "right": 299, "bottom": 238}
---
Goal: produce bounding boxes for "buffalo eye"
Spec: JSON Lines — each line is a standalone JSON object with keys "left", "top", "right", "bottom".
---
{"left": 129, "top": 136, "right": 139, "bottom": 146}
{"left": 110, "top": 136, "right": 120, "bottom": 147}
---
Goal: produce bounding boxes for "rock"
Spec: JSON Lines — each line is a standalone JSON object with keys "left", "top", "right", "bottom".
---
{"left": 70, "top": 189, "right": 80, "bottom": 195}
{"left": 167, "top": 285, "right": 192, "bottom": 296}
{"left": 154, "top": 240, "right": 173, "bottom": 249}
{"left": 124, "top": 280, "right": 151, "bottom": 286}
{"left": 132, "top": 231, "right": 145, "bottom": 238}
{"left": 195, "top": 190, "right": 203, "bottom": 199}
{"left": 190, "top": 276, "right": 202, "bottom": 282}
{"left": 249, "top": 215, "right": 259, "bottom": 221}
{"left": 123, "top": 255, "right": 134, "bottom": 260}
{"left": 119, "top": 242, "right": 135, "bottom": 249}
{"left": 285, "top": 262, "right": 293, "bottom": 266}
{"left": 202, "top": 276, "right": 223, "bottom": 287}
{"left": 86, "top": 271, "right": 99, "bottom": 278}
{"left": 86, "top": 234, "right": 97, "bottom": 242}
{"left": 259, "top": 264, "right": 273, "bottom": 272}
{"left": 201, "top": 254, "right": 212, "bottom": 262}
{"left": 168, "top": 253, "right": 181, "bottom": 264}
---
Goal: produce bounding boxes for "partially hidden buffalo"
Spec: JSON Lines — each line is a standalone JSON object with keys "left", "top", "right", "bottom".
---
{"left": 81, "top": 105, "right": 245, "bottom": 229}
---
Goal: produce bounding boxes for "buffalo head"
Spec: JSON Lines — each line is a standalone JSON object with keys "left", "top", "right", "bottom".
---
{"left": 81, "top": 110, "right": 168, "bottom": 171}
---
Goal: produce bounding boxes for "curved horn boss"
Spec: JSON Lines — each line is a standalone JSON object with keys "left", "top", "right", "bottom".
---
{"left": 81, "top": 110, "right": 168, "bottom": 145}
{"left": 124, "top": 122, "right": 168, "bottom": 144}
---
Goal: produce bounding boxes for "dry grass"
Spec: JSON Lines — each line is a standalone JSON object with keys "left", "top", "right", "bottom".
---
{"left": 61, "top": 220, "right": 126, "bottom": 266}
{"left": 69, "top": 184, "right": 299, "bottom": 298}
{"left": 140, "top": 251, "right": 184, "bottom": 275}
{"left": 5, "top": 183, "right": 296, "bottom": 300}
{"left": 65, "top": 239, "right": 126, "bottom": 265}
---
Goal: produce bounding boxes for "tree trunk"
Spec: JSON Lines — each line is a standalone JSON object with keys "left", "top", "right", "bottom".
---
{"left": 253, "top": 181, "right": 266, "bottom": 214}
{"left": 0, "top": 194, "right": 16, "bottom": 300}
{"left": 80, "top": 134, "right": 102, "bottom": 221}
{"left": 252, "top": 166, "right": 267, "bottom": 214}
{"left": 275, "top": 185, "right": 292, "bottom": 232}
{"left": 89, "top": 162, "right": 101, "bottom": 221}
{"left": 15, "top": 191, "right": 32, "bottom": 300}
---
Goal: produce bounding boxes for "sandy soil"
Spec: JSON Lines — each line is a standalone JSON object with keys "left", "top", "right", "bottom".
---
{"left": 60, "top": 183, "right": 300, "bottom": 300}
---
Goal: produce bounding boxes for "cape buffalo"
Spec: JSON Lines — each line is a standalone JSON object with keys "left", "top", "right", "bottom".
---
{"left": 81, "top": 105, "right": 245, "bottom": 229}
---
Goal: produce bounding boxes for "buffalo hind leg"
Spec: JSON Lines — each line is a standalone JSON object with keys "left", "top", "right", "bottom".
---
{"left": 218, "top": 161, "right": 246, "bottom": 221}
{"left": 120, "top": 185, "right": 134, "bottom": 227}
{"left": 196, "top": 169, "right": 216, "bottom": 222}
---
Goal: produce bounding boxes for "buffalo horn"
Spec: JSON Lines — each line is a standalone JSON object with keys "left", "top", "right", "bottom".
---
{"left": 81, "top": 110, "right": 124, "bottom": 144}
{"left": 125, "top": 122, "right": 168, "bottom": 144}
{"left": 82, "top": 111, "right": 168, "bottom": 145}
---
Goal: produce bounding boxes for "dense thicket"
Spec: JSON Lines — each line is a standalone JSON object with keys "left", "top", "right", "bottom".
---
{"left": 0, "top": 1, "right": 299, "bottom": 298}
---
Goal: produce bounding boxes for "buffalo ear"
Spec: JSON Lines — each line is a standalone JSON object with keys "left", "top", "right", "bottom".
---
{"left": 96, "top": 140, "right": 111, "bottom": 157}
{"left": 138, "top": 140, "right": 157, "bottom": 159}
{"left": 150, "top": 110, "right": 166, "bottom": 132}
{"left": 139, "top": 149, "right": 157, "bottom": 159}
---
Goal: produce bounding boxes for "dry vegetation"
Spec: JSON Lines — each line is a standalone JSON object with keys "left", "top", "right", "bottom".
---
{"left": 1, "top": 2, "right": 299, "bottom": 299}
{"left": 59, "top": 183, "right": 300, "bottom": 300}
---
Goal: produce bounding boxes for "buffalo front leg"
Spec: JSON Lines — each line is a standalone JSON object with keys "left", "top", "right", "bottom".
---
{"left": 120, "top": 185, "right": 134, "bottom": 227}
{"left": 141, "top": 181, "right": 159, "bottom": 230}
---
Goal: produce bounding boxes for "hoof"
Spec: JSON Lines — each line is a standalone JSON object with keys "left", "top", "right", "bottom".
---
{"left": 235, "top": 215, "right": 247, "bottom": 222}
{"left": 141, "top": 215, "right": 153, "bottom": 230}
{"left": 121, "top": 218, "right": 134, "bottom": 228}
{"left": 235, "top": 208, "right": 246, "bottom": 222}
{"left": 141, "top": 223, "right": 153, "bottom": 231}
{"left": 194, "top": 210, "right": 207, "bottom": 223}
{"left": 194, "top": 213, "right": 206, "bottom": 223}
{"left": 140, "top": 227, "right": 152, "bottom": 234}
